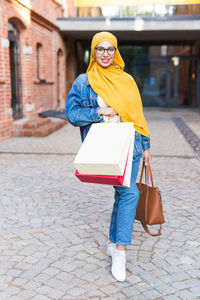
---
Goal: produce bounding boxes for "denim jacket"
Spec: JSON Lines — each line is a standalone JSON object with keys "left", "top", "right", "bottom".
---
{"left": 66, "top": 73, "right": 150, "bottom": 161}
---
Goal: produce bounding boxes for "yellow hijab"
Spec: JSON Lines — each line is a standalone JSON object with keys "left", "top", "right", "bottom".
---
{"left": 87, "top": 31, "right": 150, "bottom": 140}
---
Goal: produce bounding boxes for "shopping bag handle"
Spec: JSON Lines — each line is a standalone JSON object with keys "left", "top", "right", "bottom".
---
{"left": 107, "top": 114, "right": 121, "bottom": 123}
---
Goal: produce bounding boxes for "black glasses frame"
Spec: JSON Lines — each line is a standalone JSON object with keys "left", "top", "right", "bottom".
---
{"left": 95, "top": 47, "right": 116, "bottom": 56}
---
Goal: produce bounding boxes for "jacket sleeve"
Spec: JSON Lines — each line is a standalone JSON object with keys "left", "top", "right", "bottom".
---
{"left": 141, "top": 134, "right": 150, "bottom": 150}
{"left": 66, "top": 79, "right": 102, "bottom": 127}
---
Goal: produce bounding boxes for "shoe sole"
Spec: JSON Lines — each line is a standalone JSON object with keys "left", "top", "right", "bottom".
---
{"left": 111, "top": 267, "right": 126, "bottom": 282}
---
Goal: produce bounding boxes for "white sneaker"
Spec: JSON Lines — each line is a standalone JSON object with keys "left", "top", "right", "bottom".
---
{"left": 107, "top": 242, "right": 116, "bottom": 257}
{"left": 111, "top": 249, "right": 126, "bottom": 282}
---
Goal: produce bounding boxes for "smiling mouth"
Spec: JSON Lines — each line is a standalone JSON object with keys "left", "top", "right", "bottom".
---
{"left": 101, "top": 59, "right": 110, "bottom": 63}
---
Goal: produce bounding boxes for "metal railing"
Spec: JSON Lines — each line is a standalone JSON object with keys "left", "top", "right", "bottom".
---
{"left": 74, "top": 3, "right": 200, "bottom": 18}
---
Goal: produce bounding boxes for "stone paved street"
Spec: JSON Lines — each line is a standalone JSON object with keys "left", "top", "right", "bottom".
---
{"left": 0, "top": 109, "right": 200, "bottom": 300}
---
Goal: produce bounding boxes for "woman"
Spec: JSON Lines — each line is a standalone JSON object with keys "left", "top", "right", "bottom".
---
{"left": 66, "top": 32, "right": 152, "bottom": 282}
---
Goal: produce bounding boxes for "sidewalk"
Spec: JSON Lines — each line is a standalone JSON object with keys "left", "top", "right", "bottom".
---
{"left": 0, "top": 109, "right": 200, "bottom": 300}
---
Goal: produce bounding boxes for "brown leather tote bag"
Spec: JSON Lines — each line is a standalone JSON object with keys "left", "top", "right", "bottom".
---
{"left": 136, "top": 162, "right": 165, "bottom": 236}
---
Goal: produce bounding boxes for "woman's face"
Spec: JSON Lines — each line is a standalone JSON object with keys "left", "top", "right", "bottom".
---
{"left": 95, "top": 41, "right": 116, "bottom": 68}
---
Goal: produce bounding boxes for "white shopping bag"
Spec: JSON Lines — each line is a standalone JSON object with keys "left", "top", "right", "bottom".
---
{"left": 74, "top": 122, "right": 135, "bottom": 176}
{"left": 75, "top": 127, "right": 134, "bottom": 187}
{"left": 122, "top": 128, "right": 134, "bottom": 187}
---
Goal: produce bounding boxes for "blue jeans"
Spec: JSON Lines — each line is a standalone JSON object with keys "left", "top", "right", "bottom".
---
{"left": 109, "top": 159, "right": 140, "bottom": 246}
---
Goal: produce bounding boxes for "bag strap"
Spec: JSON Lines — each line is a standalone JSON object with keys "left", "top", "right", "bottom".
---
{"left": 139, "top": 163, "right": 162, "bottom": 236}
{"left": 146, "top": 163, "right": 154, "bottom": 187}
{"left": 138, "top": 161, "right": 145, "bottom": 185}
{"left": 141, "top": 222, "right": 162, "bottom": 236}
{"left": 139, "top": 162, "right": 154, "bottom": 187}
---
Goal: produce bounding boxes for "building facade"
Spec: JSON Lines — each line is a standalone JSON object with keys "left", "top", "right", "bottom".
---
{"left": 0, "top": 0, "right": 72, "bottom": 141}
{"left": 57, "top": 1, "right": 200, "bottom": 108}
{"left": 1, "top": 0, "right": 200, "bottom": 141}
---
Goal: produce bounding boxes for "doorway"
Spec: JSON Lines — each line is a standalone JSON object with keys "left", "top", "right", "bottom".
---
{"left": 119, "top": 45, "right": 200, "bottom": 108}
{"left": 8, "top": 22, "right": 23, "bottom": 119}
{"left": 166, "top": 56, "right": 200, "bottom": 107}
{"left": 57, "top": 49, "right": 63, "bottom": 107}
{"left": 75, "top": 42, "right": 200, "bottom": 108}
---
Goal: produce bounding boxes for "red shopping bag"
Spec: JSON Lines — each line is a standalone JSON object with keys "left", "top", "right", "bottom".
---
{"left": 75, "top": 170, "right": 125, "bottom": 186}
{"left": 75, "top": 148, "right": 130, "bottom": 186}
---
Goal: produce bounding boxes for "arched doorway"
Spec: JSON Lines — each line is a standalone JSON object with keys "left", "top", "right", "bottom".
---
{"left": 57, "top": 49, "right": 63, "bottom": 107}
{"left": 8, "top": 22, "right": 23, "bottom": 119}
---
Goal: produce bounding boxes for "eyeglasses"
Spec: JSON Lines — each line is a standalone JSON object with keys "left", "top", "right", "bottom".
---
{"left": 95, "top": 47, "right": 116, "bottom": 56}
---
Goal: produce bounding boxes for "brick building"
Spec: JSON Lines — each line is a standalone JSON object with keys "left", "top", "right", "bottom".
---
{"left": 1, "top": 1, "right": 200, "bottom": 141}
{"left": 0, "top": 0, "right": 76, "bottom": 141}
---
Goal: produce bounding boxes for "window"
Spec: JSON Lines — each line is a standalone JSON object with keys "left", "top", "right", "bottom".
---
{"left": 36, "top": 43, "right": 45, "bottom": 82}
{"left": 8, "top": 21, "right": 23, "bottom": 119}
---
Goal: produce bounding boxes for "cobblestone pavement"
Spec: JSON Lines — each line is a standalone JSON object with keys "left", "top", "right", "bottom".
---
{"left": 0, "top": 109, "right": 200, "bottom": 300}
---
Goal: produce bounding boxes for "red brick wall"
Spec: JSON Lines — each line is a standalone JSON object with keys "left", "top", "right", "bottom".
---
{"left": 33, "top": 83, "right": 54, "bottom": 112}
{"left": 66, "top": 37, "right": 76, "bottom": 95}
{"left": 0, "top": 0, "right": 67, "bottom": 141}
{"left": 66, "top": 0, "right": 75, "bottom": 17}
{"left": 0, "top": 1, "right": 13, "bottom": 141}
{"left": 30, "top": 0, "right": 64, "bottom": 22}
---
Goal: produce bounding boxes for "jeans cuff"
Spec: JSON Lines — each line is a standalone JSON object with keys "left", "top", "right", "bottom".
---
{"left": 115, "top": 240, "right": 131, "bottom": 246}
{"left": 109, "top": 238, "right": 116, "bottom": 244}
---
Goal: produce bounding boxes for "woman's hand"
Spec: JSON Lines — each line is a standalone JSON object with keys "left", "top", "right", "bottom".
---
{"left": 98, "top": 107, "right": 117, "bottom": 117}
{"left": 143, "top": 149, "right": 152, "bottom": 165}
